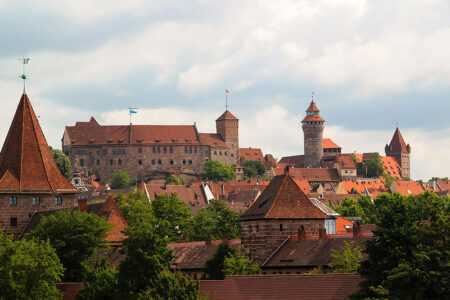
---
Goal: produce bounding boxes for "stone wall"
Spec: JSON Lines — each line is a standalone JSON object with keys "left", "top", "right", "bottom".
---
{"left": 240, "top": 219, "right": 325, "bottom": 264}
{"left": 302, "top": 123, "right": 324, "bottom": 168}
{"left": 0, "top": 194, "right": 76, "bottom": 237}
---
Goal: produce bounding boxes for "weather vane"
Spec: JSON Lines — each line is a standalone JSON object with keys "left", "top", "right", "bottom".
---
{"left": 19, "top": 57, "right": 30, "bottom": 94}
{"left": 312, "top": 92, "right": 314, "bottom": 101}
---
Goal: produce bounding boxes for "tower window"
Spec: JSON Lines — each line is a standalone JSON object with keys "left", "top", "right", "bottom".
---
{"left": 183, "top": 160, "right": 186, "bottom": 165}
{"left": 118, "top": 159, "right": 122, "bottom": 165}
{"left": 80, "top": 159, "right": 84, "bottom": 166}
{"left": 194, "top": 146, "right": 197, "bottom": 153}
{"left": 158, "top": 159, "right": 162, "bottom": 165}
{"left": 185, "top": 146, "right": 188, "bottom": 153}
{"left": 9, "top": 196, "right": 17, "bottom": 205}
{"left": 138, "top": 160, "right": 142, "bottom": 165}
{"left": 164, "top": 147, "right": 167, "bottom": 153}
{"left": 10, "top": 218, "right": 17, "bottom": 227}
{"left": 170, "top": 159, "right": 174, "bottom": 165}
{"left": 170, "top": 146, "right": 173, "bottom": 153}
{"left": 152, "top": 159, "right": 155, "bottom": 165}
{"left": 32, "top": 196, "right": 40, "bottom": 205}
{"left": 153, "top": 146, "right": 156, "bottom": 153}
{"left": 138, "top": 147, "right": 142, "bottom": 153}
{"left": 280, "top": 224, "right": 283, "bottom": 231}
{"left": 157, "top": 147, "right": 161, "bottom": 153}
{"left": 214, "top": 151, "right": 217, "bottom": 155}
{"left": 189, "top": 160, "right": 192, "bottom": 165}
{"left": 54, "top": 196, "right": 62, "bottom": 205}
{"left": 189, "top": 146, "right": 192, "bottom": 153}
{"left": 219, "top": 151, "right": 222, "bottom": 155}
{"left": 110, "top": 159, "right": 113, "bottom": 165}
{"left": 96, "top": 159, "right": 100, "bottom": 166}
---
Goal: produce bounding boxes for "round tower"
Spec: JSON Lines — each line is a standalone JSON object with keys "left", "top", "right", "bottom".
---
{"left": 301, "top": 101, "right": 325, "bottom": 168}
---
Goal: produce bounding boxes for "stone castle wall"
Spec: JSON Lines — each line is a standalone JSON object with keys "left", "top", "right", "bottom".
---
{"left": 240, "top": 219, "right": 325, "bottom": 264}
{"left": 302, "top": 123, "right": 324, "bottom": 168}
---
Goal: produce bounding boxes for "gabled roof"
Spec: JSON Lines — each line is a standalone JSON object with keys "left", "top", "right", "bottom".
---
{"left": 323, "top": 138, "right": 341, "bottom": 149}
{"left": 306, "top": 101, "right": 320, "bottom": 112}
{"left": 0, "top": 94, "right": 78, "bottom": 194}
{"left": 387, "top": 128, "right": 410, "bottom": 154}
{"left": 335, "top": 155, "right": 356, "bottom": 169}
{"left": 239, "top": 173, "right": 330, "bottom": 221}
{"left": 288, "top": 168, "right": 341, "bottom": 182}
{"left": 216, "top": 110, "right": 238, "bottom": 121}
{"left": 390, "top": 181, "right": 425, "bottom": 196}
{"left": 239, "top": 147, "right": 264, "bottom": 162}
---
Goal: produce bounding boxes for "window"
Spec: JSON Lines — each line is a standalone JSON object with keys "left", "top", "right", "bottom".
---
{"left": 183, "top": 160, "right": 186, "bottom": 165}
{"left": 170, "top": 146, "right": 173, "bottom": 153}
{"left": 158, "top": 159, "right": 162, "bottom": 165}
{"left": 219, "top": 151, "right": 222, "bottom": 155}
{"left": 214, "top": 151, "right": 217, "bottom": 155}
{"left": 325, "top": 219, "right": 336, "bottom": 234}
{"left": 10, "top": 218, "right": 17, "bottom": 227}
{"left": 54, "top": 196, "right": 62, "bottom": 205}
{"left": 189, "top": 160, "right": 192, "bottom": 165}
{"left": 280, "top": 224, "right": 283, "bottom": 231}
{"left": 185, "top": 146, "right": 188, "bottom": 153}
{"left": 164, "top": 147, "right": 167, "bottom": 153}
{"left": 118, "top": 159, "right": 122, "bottom": 165}
{"left": 9, "top": 196, "right": 17, "bottom": 205}
{"left": 225, "top": 151, "right": 227, "bottom": 156}
{"left": 110, "top": 159, "right": 113, "bottom": 165}
{"left": 96, "top": 159, "right": 100, "bottom": 166}
{"left": 170, "top": 160, "right": 174, "bottom": 165}
{"left": 189, "top": 146, "right": 192, "bottom": 153}
{"left": 103, "top": 149, "right": 107, "bottom": 155}
{"left": 231, "top": 153, "right": 234, "bottom": 157}
{"left": 74, "top": 179, "right": 79, "bottom": 184}
{"left": 138, "top": 147, "right": 142, "bottom": 153}
{"left": 32, "top": 196, "right": 40, "bottom": 205}
{"left": 80, "top": 159, "right": 84, "bottom": 166}
{"left": 152, "top": 159, "right": 155, "bottom": 165}
{"left": 194, "top": 146, "right": 197, "bottom": 153}
{"left": 138, "top": 160, "right": 142, "bottom": 165}
{"left": 157, "top": 147, "right": 161, "bottom": 153}
{"left": 153, "top": 146, "right": 156, "bottom": 153}
{"left": 112, "top": 149, "right": 126, "bottom": 155}
{"left": 96, "top": 150, "right": 100, "bottom": 155}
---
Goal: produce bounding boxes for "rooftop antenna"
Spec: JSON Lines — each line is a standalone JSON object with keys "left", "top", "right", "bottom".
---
{"left": 19, "top": 57, "right": 30, "bottom": 94}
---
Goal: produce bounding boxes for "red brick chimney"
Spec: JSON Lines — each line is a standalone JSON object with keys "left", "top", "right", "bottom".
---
{"left": 205, "top": 232, "right": 212, "bottom": 248}
{"left": 353, "top": 222, "right": 361, "bottom": 239}
{"left": 318, "top": 227, "right": 327, "bottom": 240}
{"left": 284, "top": 165, "right": 290, "bottom": 175}
{"left": 222, "top": 236, "right": 229, "bottom": 246}
{"left": 298, "top": 225, "right": 305, "bottom": 242}
{"left": 78, "top": 199, "right": 88, "bottom": 213}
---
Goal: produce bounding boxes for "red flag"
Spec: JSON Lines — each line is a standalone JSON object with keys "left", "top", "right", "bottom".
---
{"left": 226, "top": 89, "right": 230, "bottom": 95}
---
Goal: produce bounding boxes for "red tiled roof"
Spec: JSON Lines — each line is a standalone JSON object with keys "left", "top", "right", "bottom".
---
{"left": 301, "top": 114, "right": 325, "bottom": 123}
{"left": 279, "top": 155, "right": 304, "bottom": 168}
{"left": 387, "top": 128, "right": 410, "bottom": 154}
{"left": 437, "top": 180, "right": 450, "bottom": 192}
{"left": 306, "top": 101, "right": 320, "bottom": 112}
{"left": 200, "top": 274, "right": 362, "bottom": 300}
{"left": 288, "top": 168, "right": 341, "bottom": 182}
{"left": 0, "top": 94, "right": 78, "bottom": 194}
{"left": 341, "top": 181, "right": 384, "bottom": 194}
{"left": 391, "top": 181, "right": 425, "bottom": 196}
{"left": 145, "top": 184, "right": 209, "bottom": 212}
{"left": 198, "top": 133, "right": 227, "bottom": 147}
{"left": 292, "top": 179, "right": 311, "bottom": 195}
{"left": 323, "top": 138, "right": 341, "bottom": 149}
{"left": 239, "top": 147, "right": 264, "bottom": 162}
{"left": 56, "top": 283, "right": 84, "bottom": 300}
{"left": 335, "top": 155, "right": 356, "bottom": 169}
{"left": 216, "top": 110, "right": 238, "bottom": 121}
{"left": 239, "top": 174, "right": 330, "bottom": 221}
{"left": 380, "top": 156, "right": 402, "bottom": 179}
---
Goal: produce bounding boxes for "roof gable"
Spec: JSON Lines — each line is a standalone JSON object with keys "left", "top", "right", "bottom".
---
{"left": 387, "top": 128, "right": 410, "bottom": 154}
{"left": 216, "top": 110, "right": 238, "bottom": 121}
{"left": 0, "top": 94, "right": 78, "bottom": 194}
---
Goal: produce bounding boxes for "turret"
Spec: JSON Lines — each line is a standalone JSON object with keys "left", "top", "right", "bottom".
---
{"left": 385, "top": 127, "right": 411, "bottom": 178}
{"left": 216, "top": 110, "right": 239, "bottom": 164}
{"left": 301, "top": 101, "right": 325, "bottom": 168}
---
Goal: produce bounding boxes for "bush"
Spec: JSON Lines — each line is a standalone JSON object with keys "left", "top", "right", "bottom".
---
{"left": 50, "top": 147, "right": 72, "bottom": 180}
{"left": 166, "top": 174, "right": 185, "bottom": 185}
{"left": 243, "top": 160, "right": 266, "bottom": 178}
{"left": 111, "top": 170, "right": 133, "bottom": 189}
{"left": 201, "top": 160, "right": 236, "bottom": 181}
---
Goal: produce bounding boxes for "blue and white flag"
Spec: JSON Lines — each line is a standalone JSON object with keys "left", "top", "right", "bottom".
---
{"left": 130, "top": 109, "right": 138, "bottom": 114}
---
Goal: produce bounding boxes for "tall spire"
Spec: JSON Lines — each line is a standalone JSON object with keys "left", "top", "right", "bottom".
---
{"left": 19, "top": 57, "right": 30, "bottom": 94}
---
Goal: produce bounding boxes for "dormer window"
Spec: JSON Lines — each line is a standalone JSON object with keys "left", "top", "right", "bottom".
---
{"left": 9, "top": 196, "right": 17, "bottom": 205}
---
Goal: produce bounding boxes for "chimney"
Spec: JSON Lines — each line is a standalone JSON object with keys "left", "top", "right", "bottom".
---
{"left": 222, "top": 236, "right": 229, "bottom": 246}
{"left": 353, "top": 222, "right": 361, "bottom": 239}
{"left": 78, "top": 199, "right": 88, "bottom": 213}
{"left": 284, "top": 166, "right": 290, "bottom": 175}
{"left": 318, "top": 227, "right": 327, "bottom": 240}
{"left": 297, "top": 225, "right": 305, "bottom": 242}
{"left": 129, "top": 123, "right": 133, "bottom": 144}
{"left": 205, "top": 232, "right": 212, "bottom": 248}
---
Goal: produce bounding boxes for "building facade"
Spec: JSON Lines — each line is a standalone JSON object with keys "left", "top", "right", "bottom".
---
{"left": 385, "top": 128, "right": 411, "bottom": 179}
{"left": 302, "top": 101, "right": 325, "bottom": 168}
{"left": 62, "top": 110, "right": 240, "bottom": 182}
{"left": 0, "top": 93, "right": 78, "bottom": 237}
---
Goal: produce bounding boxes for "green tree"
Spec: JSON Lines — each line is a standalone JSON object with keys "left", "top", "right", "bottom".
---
{"left": 205, "top": 244, "right": 234, "bottom": 279}
{"left": 31, "top": 210, "right": 111, "bottom": 281}
{"left": 350, "top": 153, "right": 359, "bottom": 163}
{"left": 114, "top": 191, "right": 153, "bottom": 226}
{"left": 309, "top": 240, "right": 362, "bottom": 274}
{"left": 331, "top": 196, "right": 378, "bottom": 224}
{"left": 223, "top": 246, "right": 260, "bottom": 275}
{"left": 0, "top": 231, "right": 63, "bottom": 300}
{"left": 111, "top": 170, "right": 134, "bottom": 189}
{"left": 431, "top": 176, "right": 448, "bottom": 181}
{"left": 76, "top": 259, "right": 118, "bottom": 300}
{"left": 362, "top": 153, "right": 384, "bottom": 178}
{"left": 166, "top": 174, "right": 186, "bottom": 185}
{"left": 50, "top": 147, "right": 72, "bottom": 180}
{"left": 353, "top": 192, "right": 450, "bottom": 299}
{"left": 191, "top": 200, "right": 241, "bottom": 241}
{"left": 243, "top": 160, "right": 266, "bottom": 178}
{"left": 382, "top": 172, "right": 397, "bottom": 188}
{"left": 151, "top": 194, "right": 193, "bottom": 242}
{"left": 201, "top": 160, "right": 236, "bottom": 181}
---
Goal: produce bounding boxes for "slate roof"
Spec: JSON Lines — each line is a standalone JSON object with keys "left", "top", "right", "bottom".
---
{"left": 0, "top": 94, "right": 78, "bottom": 194}
{"left": 387, "top": 128, "right": 410, "bottom": 154}
{"left": 216, "top": 110, "right": 238, "bottom": 121}
{"left": 239, "top": 173, "right": 330, "bottom": 221}
{"left": 200, "top": 274, "right": 362, "bottom": 300}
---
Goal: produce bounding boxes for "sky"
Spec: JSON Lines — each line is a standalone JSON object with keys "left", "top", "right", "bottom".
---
{"left": 0, "top": 0, "right": 449, "bottom": 180}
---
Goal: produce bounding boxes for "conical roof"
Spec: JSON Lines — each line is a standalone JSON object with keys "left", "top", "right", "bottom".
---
{"left": 239, "top": 171, "right": 330, "bottom": 221}
{"left": 388, "top": 128, "right": 409, "bottom": 154}
{"left": 306, "top": 101, "right": 320, "bottom": 112}
{"left": 216, "top": 110, "right": 238, "bottom": 121}
{"left": 0, "top": 94, "right": 78, "bottom": 194}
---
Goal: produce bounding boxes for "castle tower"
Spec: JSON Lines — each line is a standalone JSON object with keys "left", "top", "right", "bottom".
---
{"left": 216, "top": 110, "right": 239, "bottom": 164}
{"left": 302, "top": 101, "right": 325, "bottom": 168}
{"left": 385, "top": 127, "right": 411, "bottom": 179}
{"left": 0, "top": 93, "right": 78, "bottom": 236}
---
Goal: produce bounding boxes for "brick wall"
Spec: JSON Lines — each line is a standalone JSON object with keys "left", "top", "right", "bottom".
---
{"left": 0, "top": 194, "right": 76, "bottom": 237}
{"left": 302, "top": 123, "right": 324, "bottom": 168}
{"left": 240, "top": 219, "right": 325, "bottom": 264}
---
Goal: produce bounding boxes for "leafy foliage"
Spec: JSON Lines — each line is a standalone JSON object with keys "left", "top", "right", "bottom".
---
{"left": 31, "top": 210, "right": 111, "bottom": 281}
{"left": 243, "top": 160, "right": 266, "bottom": 178}
{"left": 111, "top": 170, "right": 134, "bottom": 189}
{"left": 205, "top": 244, "right": 234, "bottom": 279}
{"left": 166, "top": 174, "right": 186, "bottom": 185}
{"left": 223, "top": 246, "right": 260, "bottom": 276}
{"left": 50, "top": 147, "right": 72, "bottom": 180}
{"left": 362, "top": 152, "right": 384, "bottom": 178}
{"left": 382, "top": 172, "right": 397, "bottom": 188}
{"left": 331, "top": 196, "right": 378, "bottom": 224}
{"left": 352, "top": 192, "right": 450, "bottom": 299}
{"left": 191, "top": 200, "right": 242, "bottom": 241}
{"left": 328, "top": 241, "right": 362, "bottom": 273}
{"left": 76, "top": 259, "right": 118, "bottom": 300}
{"left": 0, "top": 231, "right": 63, "bottom": 300}
{"left": 350, "top": 153, "right": 359, "bottom": 163}
{"left": 201, "top": 160, "right": 236, "bottom": 181}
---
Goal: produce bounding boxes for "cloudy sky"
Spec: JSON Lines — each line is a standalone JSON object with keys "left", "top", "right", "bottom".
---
{"left": 0, "top": 0, "right": 449, "bottom": 180}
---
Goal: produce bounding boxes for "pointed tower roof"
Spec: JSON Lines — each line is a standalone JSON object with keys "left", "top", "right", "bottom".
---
{"left": 388, "top": 128, "right": 410, "bottom": 154}
{"left": 216, "top": 110, "right": 238, "bottom": 121}
{"left": 306, "top": 101, "right": 320, "bottom": 112}
{"left": 239, "top": 170, "right": 333, "bottom": 221}
{"left": 0, "top": 94, "right": 78, "bottom": 194}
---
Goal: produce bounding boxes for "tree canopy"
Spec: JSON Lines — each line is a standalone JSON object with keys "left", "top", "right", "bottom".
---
{"left": 165, "top": 174, "right": 186, "bottom": 185}
{"left": 31, "top": 210, "right": 111, "bottom": 281}
{"left": 111, "top": 170, "right": 134, "bottom": 189}
{"left": 331, "top": 195, "right": 378, "bottom": 224}
{"left": 204, "top": 244, "right": 234, "bottom": 280}
{"left": 0, "top": 231, "right": 64, "bottom": 300}
{"left": 223, "top": 246, "right": 261, "bottom": 276}
{"left": 50, "top": 147, "right": 72, "bottom": 180}
{"left": 243, "top": 160, "right": 266, "bottom": 178}
{"left": 201, "top": 160, "right": 236, "bottom": 181}
{"left": 362, "top": 152, "right": 384, "bottom": 178}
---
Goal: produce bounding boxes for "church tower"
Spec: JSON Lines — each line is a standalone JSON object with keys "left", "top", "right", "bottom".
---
{"left": 385, "top": 127, "right": 411, "bottom": 179}
{"left": 216, "top": 110, "right": 239, "bottom": 164}
{"left": 302, "top": 101, "right": 325, "bottom": 168}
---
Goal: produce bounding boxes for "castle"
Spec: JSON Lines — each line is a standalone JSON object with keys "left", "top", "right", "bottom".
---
{"left": 62, "top": 110, "right": 240, "bottom": 182}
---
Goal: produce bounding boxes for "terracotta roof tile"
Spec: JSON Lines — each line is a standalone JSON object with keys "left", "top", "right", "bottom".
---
{"left": 0, "top": 94, "right": 78, "bottom": 194}
{"left": 323, "top": 138, "right": 341, "bottom": 149}
{"left": 391, "top": 181, "right": 425, "bottom": 196}
{"left": 198, "top": 133, "right": 227, "bottom": 147}
{"left": 279, "top": 155, "right": 304, "bottom": 168}
{"left": 380, "top": 156, "right": 402, "bottom": 179}
{"left": 301, "top": 114, "right": 325, "bottom": 123}
{"left": 216, "top": 110, "right": 238, "bottom": 121}
{"left": 306, "top": 101, "right": 320, "bottom": 112}
{"left": 387, "top": 128, "right": 410, "bottom": 154}
{"left": 146, "top": 184, "right": 209, "bottom": 211}
{"left": 239, "top": 148, "right": 264, "bottom": 161}
{"left": 335, "top": 155, "right": 356, "bottom": 169}
{"left": 288, "top": 168, "right": 340, "bottom": 182}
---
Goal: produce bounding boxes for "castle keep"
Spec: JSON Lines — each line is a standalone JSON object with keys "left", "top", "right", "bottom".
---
{"left": 62, "top": 110, "right": 240, "bottom": 182}
{"left": 302, "top": 101, "right": 325, "bottom": 168}
{"left": 385, "top": 127, "right": 411, "bottom": 179}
